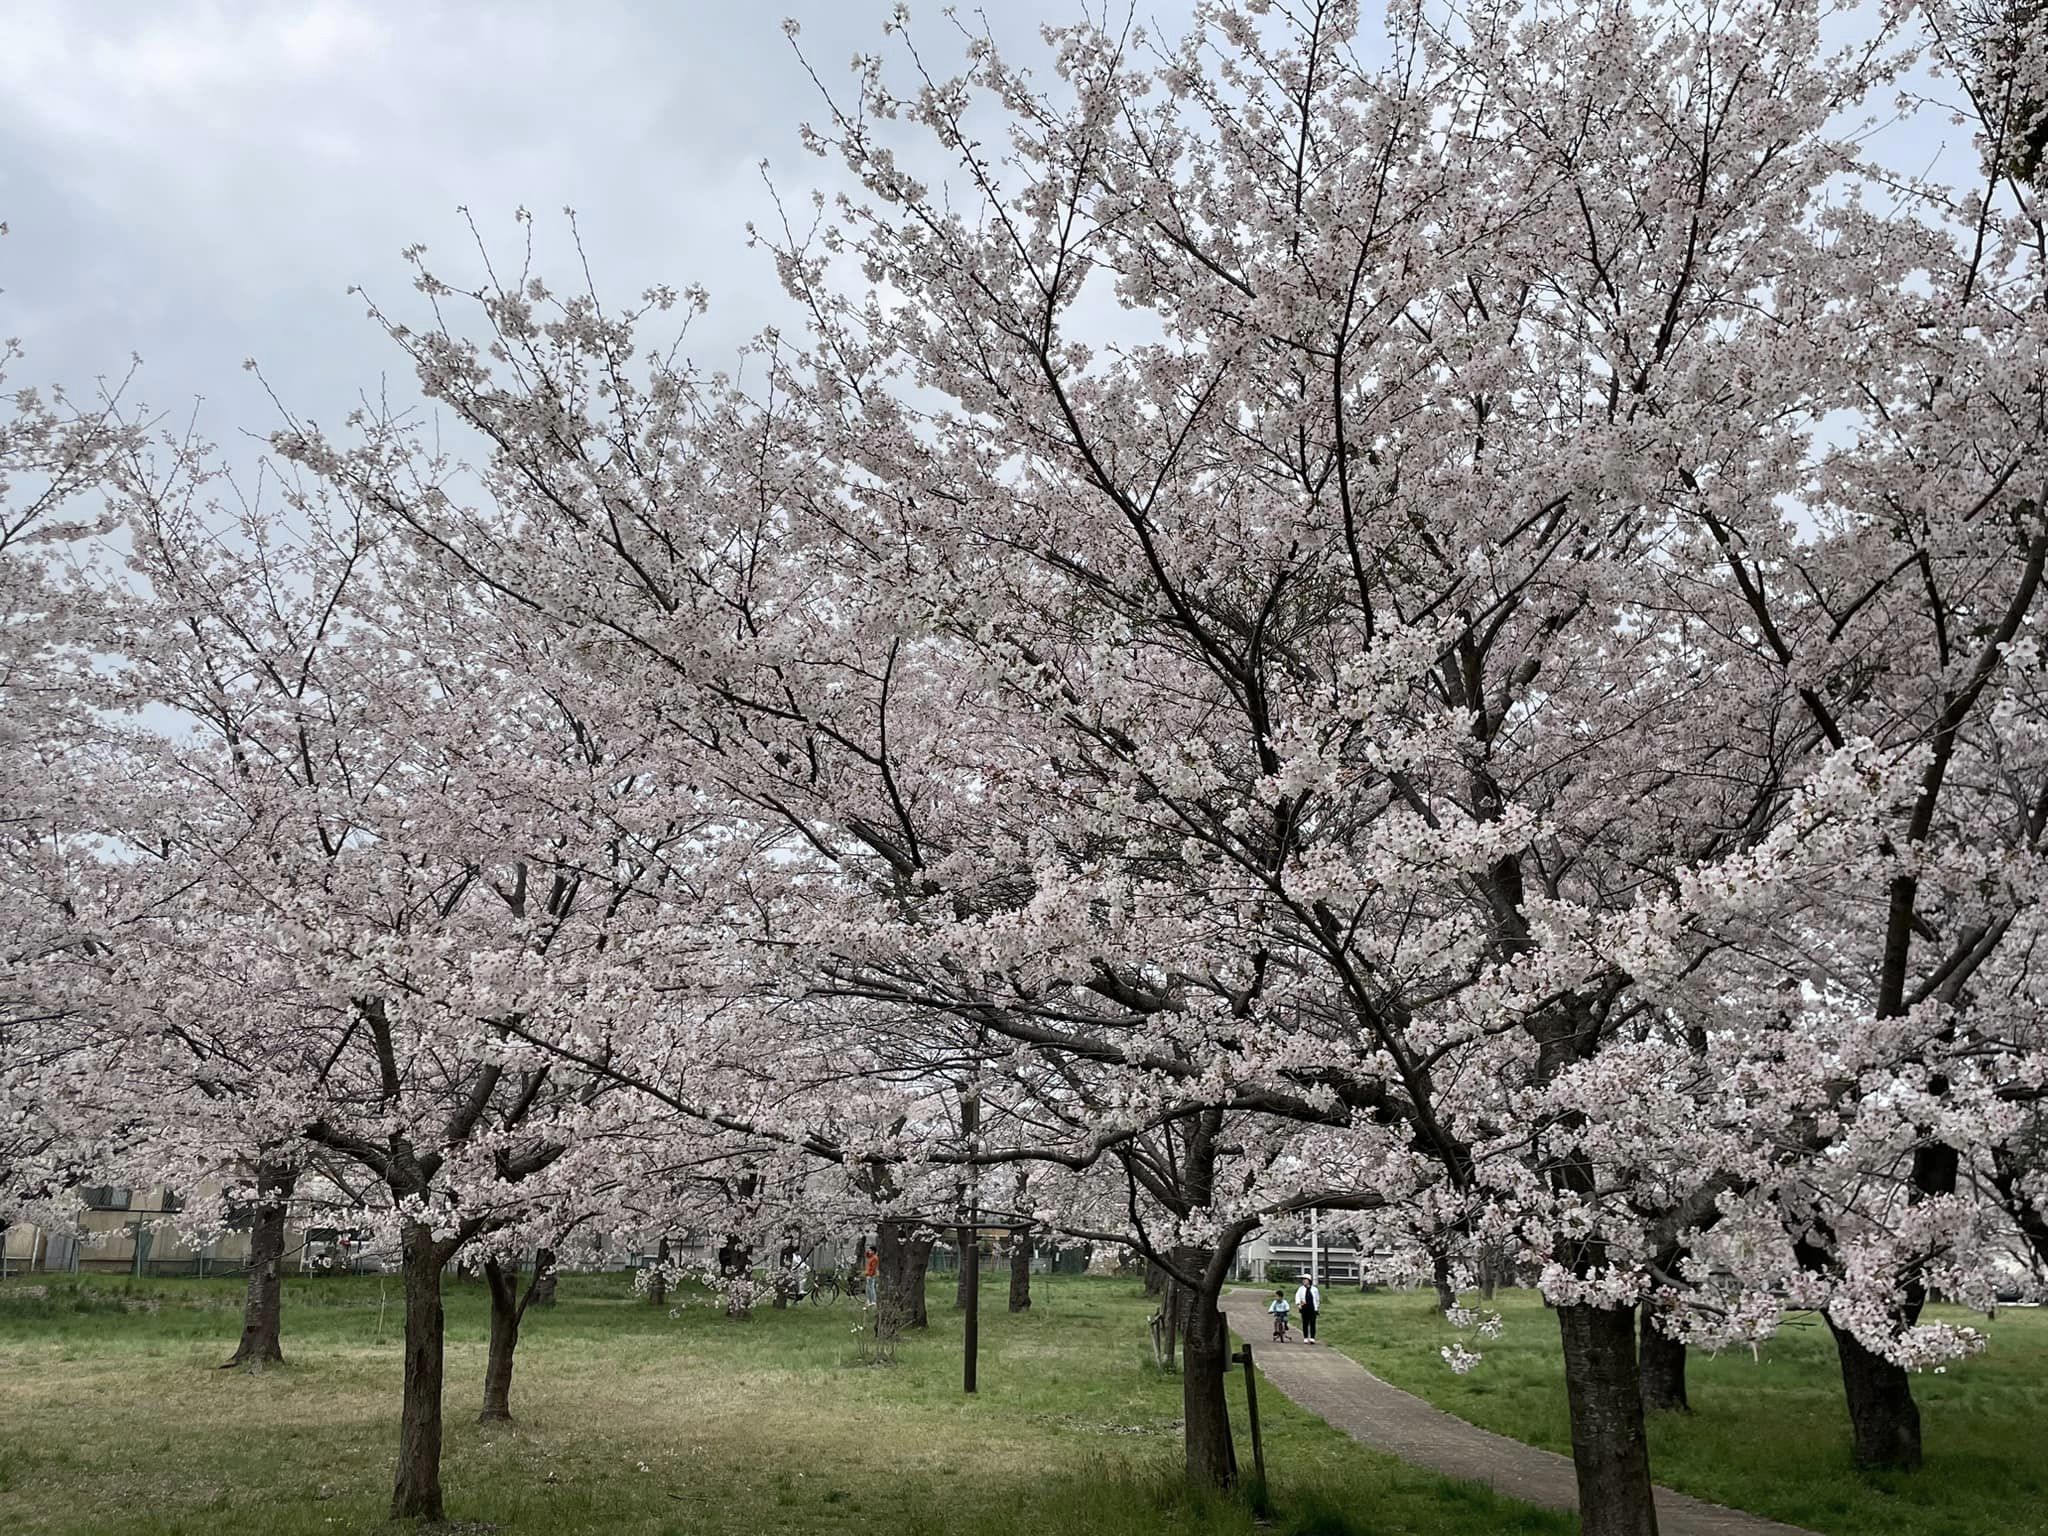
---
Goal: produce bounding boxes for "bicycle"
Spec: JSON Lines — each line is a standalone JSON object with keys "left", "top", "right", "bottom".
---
{"left": 807, "top": 1271, "right": 845, "bottom": 1305}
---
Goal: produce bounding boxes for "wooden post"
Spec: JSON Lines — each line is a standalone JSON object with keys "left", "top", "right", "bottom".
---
{"left": 963, "top": 1222, "right": 980, "bottom": 1394}
{"left": 1231, "top": 1343, "right": 1267, "bottom": 1489}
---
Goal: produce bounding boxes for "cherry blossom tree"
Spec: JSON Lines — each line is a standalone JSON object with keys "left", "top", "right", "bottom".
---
{"left": 1599, "top": 0, "right": 2048, "bottom": 1472}
{"left": 0, "top": 324, "right": 140, "bottom": 1264}
{"left": 740, "top": 4, "right": 1933, "bottom": 1526}
{"left": 191, "top": 3, "right": 2042, "bottom": 1532}
{"left": 73, "top": 423, "right": 722, "bottom": 1519}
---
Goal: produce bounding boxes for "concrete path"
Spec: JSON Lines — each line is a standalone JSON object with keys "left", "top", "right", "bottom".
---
{"left": 1221, "top": 1291, "right": 1813, "bottom": 1536}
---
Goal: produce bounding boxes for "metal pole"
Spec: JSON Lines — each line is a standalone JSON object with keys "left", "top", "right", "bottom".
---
{"left": 963, "top": 1221, "right": 979, "bottom": 1394}
{"left": 962, "top": 1056, "right": 982, "bottom": 1395}
{"left": 1310, "top": 1206, "right": 1320, "bottom": 1289}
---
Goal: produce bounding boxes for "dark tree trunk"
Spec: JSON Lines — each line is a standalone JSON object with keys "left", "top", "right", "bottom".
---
{"left": 647, "top": 1235, "right": 669, "bottom": 1306}
{"left": 223, "top": 1159, "right": 294, "bottom": 1370}
{"left": 1431, "top": 1246, "right": 1456, "bottom": 1314}
{"left": 1144, "top": 1260, "right": 1166, "bottom": 1296}
{"left": 1008, "top": 1232, "right": 1031, "bottom": 1312}
{"left": 1638, "top": 1303, "right": 1689, "bottom": 1414}
{"left": 718, "top": 1238, "right": 754, "bottom": 1319}
{"left": 390, "top": 1222, "right": 447, "bottom": 1522}
{"left": 955, "top": 1225, "right": 975, "bottom": 1309}
{"left": 1826, "top": 1318, "right": 1922, "bottom": 1471}
{"left": 1478, "top": 1244, "right": 1499, "bottom": 1302}
{"left": 479, "top": 1258, "right": 521, "bottom": 1423}
{"left": 1794, "top": 1232, "right": 1926, "bottom": 1473}
{"left": 478, "top": 1247, "right": 552, "bottom": 1422}
{"left": 1178, "top": 1268, "right": 1237, "bottom": 1490}
{"left": 1557, "top": 1302, "right": 1660, "bottom": 1536}
{"left": 878, "top": 1220, "right": 933, "bottom": 1329}
{"left": 774, "top": 1242, "right": 804, "bottom": 1310}
{"left": 1992, "top": 1146, "right": 2048, "bottom": 1272}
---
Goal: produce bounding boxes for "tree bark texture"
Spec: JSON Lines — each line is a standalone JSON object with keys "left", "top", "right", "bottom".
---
{"left": 1179, "top": 1274, "right": 1237, "bottom": 1490}
{"left": 223, "top": 1159, "right": 294, "bottom": 1370}
{"left": 1827, "top": 1318, "right": 1923, "bottom": 1471}
{"left": 1637, "top": 1302, "right": 1690, "bottom": 1414}
{"left": 1432, "top": 1246, "right": 1457, "bottom": 1314}
{"left": 390, "top": 1222, "right": 448, "bottom": 1522}
{"left": 647, "top": 1235, "right": 669, "bottom": 1306}
{"left": 478, "top": 1250, "right": 551, "bottom": 1423}
{"left": 1557, "top": 1302, "right": 1660, "bottom": 1536}
{"left": 1008, "top": 1232, "right": 1031, "bottom": 1312}
{"left": 878, "top": 1219, "right": 933, "bottom": 1330}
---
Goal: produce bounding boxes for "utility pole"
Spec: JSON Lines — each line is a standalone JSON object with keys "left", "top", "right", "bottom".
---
{"left": 1310, "top": 1206, "right": 1320, "bottom": 1289}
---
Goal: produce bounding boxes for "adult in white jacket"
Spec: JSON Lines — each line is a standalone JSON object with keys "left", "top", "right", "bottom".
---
{"left": 1294, "top": 1282, "right": 1321, "bottom": 1343}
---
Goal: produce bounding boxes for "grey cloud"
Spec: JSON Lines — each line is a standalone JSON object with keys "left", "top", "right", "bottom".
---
{"left": 0, "top": 0, "right": 1185, "bottom": 435}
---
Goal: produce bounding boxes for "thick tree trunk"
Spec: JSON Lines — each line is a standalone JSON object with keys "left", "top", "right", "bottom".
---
{"left": 1008, "top": 1232, "right": 1031, "bottom": 1312}
{"left": 479, "top": 1258, "right": 522, "bottom": 1423}
{"left": 223, "top": 1160, "right": 294, "bottom": 1370}
{"left": 1478, "top": 1244, "right": 1499, "bottom": 1302}
{"left": 1826, "top": 1319, "right": 1922, "bottom": 1471}
{"left": 1793, "top": 1232, "right": 1926, "bottom": 1473}
{"left": 877, "top": 1220, "right": 933, "bottom": 1329}
{"left": 1557, "top": 1302, "right": 1659, "bottom": 1536}
{"left": 1179, "top": 1274, "right": 1237, "bottom": 1491}
{"left": 1638, "top": 1303, "right": 1689, "bottom": 1414}
{"left": 390, "top": 1222, "right": 447, "bottom": 1522}
{"left": 1143, "top": 1260, "right": 1166, "bottom": 1296}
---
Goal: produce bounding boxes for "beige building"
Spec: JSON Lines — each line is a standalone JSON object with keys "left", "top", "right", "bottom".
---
{"left": 1, "top": 1185, "right": 327, "bottom": 1278}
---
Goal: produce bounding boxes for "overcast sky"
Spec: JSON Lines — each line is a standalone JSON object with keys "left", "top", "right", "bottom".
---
{"left": 0, "top": 1, "right": 1970, "bottom": 454}
{"left": 0, "top": 0, "right": 1200, "bottom": 441}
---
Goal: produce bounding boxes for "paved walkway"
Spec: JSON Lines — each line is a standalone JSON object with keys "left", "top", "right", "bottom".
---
{"left": 1221, "top": 1291, "right": 1812, "bottom": 1536}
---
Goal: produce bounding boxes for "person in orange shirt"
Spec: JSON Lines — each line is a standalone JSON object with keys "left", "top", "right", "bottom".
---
{"left": 863, "top": 1246, "right": 880, "bottom": 1305}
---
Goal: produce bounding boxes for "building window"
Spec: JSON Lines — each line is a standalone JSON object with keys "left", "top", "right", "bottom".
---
{"left": 159, "top": 1190, "right": 183, "bottom": 1215}
{"left": 81, "top": 1187, "right": 132, "bottom": 1211}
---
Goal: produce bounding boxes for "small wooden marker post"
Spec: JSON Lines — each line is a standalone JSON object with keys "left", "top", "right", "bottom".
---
{"left": 1231, "top": 1341, "right": 1267, "bottom": 1488}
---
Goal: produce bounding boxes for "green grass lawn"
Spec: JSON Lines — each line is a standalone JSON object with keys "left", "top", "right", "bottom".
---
{"left": 1313, "top": 1287, "right": 2048, "bottom": 1536}
{"left": 0, "top": 1270, "right": 1569, "bottom": 1536}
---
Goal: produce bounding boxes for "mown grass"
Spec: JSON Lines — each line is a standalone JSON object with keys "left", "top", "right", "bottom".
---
{"left": 0, "top": 1270, "right": 1570, "bottom": 1535}
{"left": 1315, "top": 1287, "right": 2048, "bottom": 1536}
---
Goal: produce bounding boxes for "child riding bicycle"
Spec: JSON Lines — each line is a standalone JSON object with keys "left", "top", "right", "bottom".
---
{"left": 1268, "top": 1288, "right": 1291, "bottom": 1341}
